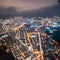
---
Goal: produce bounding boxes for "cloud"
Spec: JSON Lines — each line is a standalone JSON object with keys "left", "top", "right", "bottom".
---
{"left": 0, "top": 0, "right": 60, "bottom": 18}
{"left": 0, "top": 4, "right": 60, "bottom": 18}
{"left": 0, "top": 0, "right": 58, "bottom": 11}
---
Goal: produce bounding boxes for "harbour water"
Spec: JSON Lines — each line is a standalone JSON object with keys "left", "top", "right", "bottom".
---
{"left": 45, "top": 26, "right": 60, "bottom": 44}
{"left": 52, "top": 30, "right": 60, "bottom": 44}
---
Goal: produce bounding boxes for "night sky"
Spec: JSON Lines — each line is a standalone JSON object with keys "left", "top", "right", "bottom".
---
{"left": 0, "top": 0, "right": 60, "bottom": 17}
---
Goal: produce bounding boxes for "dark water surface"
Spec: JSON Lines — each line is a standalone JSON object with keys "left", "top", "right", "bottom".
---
{"left": 0, "top": 46, "right": 15, "bottom": 60}
{"left": 45, "top": 27, "right": 60, "bottom": 44}
{"left": 51, "top": 30, "right": 60, "bottom": 44}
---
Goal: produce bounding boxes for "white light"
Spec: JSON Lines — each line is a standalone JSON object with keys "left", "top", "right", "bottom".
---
{"left": 52, "top": 25, "right": 56, "bottom": 27}
{"left": 53, "top": 23, "right": 57, "bottom": 25}
{"left": 31, "top": 35, "right": 36, "bottom": 38}
{"left": 1, "top": 34, "right": 8, "bottom": 38}
{"left": 46, "top": 27, "right": 50, "bottom": 30}
{"left": 28, "top": 46, "right": 31, "bottom": 50}
{"left": 31, "top": 35, "right": 35, "bottom": 38}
